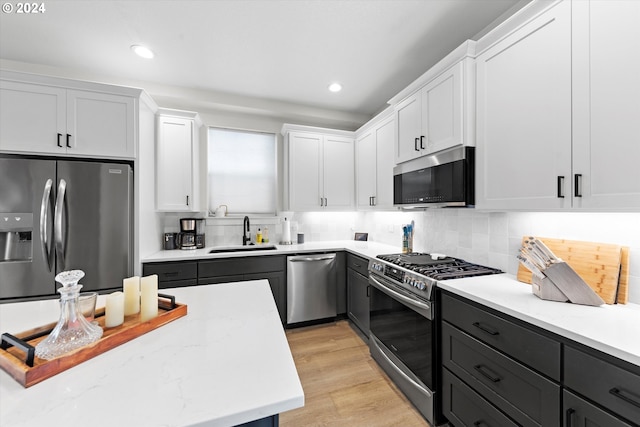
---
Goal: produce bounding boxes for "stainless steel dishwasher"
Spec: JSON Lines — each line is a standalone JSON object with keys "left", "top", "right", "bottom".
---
{"left": 287, "top": 253, "right": 337, "bottom": 324}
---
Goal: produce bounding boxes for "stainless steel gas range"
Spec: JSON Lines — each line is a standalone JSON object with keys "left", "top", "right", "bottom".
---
{"left": 368, "top": 253, "right": 503, "bottom": 426}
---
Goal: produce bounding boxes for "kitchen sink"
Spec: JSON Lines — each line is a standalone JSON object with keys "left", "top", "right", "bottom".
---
{"left": 208, "top": 244, "right": 278, "bottom": 254}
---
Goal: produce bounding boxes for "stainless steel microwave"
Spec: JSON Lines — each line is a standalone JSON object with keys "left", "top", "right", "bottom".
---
{"left": 393, "top": 146, "right": 475, "bottom": 208}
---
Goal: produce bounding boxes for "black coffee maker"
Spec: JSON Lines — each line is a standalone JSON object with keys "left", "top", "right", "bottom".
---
{"left": 176, "top": 218, "right": 205, "bottom": 250}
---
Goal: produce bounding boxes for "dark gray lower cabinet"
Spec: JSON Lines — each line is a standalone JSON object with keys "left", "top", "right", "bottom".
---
{"left": 346, "top": 254, "right": 369, "bottom": 337}
{"left": 142, "top": 261, "right": 197, "bottom": 288}
{"left": 442, "top": 321, "right": 560, "bottom": 427}
{"left": 440, "top": 291, "right": 562, "bottom": 427}
{"left": 564, "top": 390, "right": 634, "bottom": 427}
{"left": 440, "top": 291, "right": 640, "bottom": 427}
{"left": 564, "top": 346, "right": 640, "bottom": 426}
{"left": 198, "top": 256, "right": 286, "bottom": 324}
{"left": 443, "top": 368, "right": 518, "bottom": 427}
{"left": 237, "top": 414, "right": 278, "bottom": 427}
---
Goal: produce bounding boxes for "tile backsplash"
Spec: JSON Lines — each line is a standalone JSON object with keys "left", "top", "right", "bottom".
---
{"left": 162, "top": 210, "right": 640, "bottom": 303}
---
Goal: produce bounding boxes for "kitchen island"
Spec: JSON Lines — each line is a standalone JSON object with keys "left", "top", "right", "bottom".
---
{"left": 0, "top": 280, "right": 304, "bottom": 427}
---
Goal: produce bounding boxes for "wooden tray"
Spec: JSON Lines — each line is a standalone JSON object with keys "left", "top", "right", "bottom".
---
{"left": 0, "top": 294, "right": 187, "bottom": 388}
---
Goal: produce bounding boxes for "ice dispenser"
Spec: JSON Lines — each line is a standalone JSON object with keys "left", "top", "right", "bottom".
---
{"left": 0, "top": 213, "right": 33, "bottom": 262}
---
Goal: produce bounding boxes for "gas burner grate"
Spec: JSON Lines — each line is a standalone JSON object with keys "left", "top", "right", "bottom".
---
{"left": 377, "top": 253, "right": 503, "bottom": 280}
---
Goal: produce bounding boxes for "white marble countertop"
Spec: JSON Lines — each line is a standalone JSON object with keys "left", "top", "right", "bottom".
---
{"left": 0, "top": 280, "right": 304, "bottom": 427}
{"left": 142, "top": 240, "right": 401, "bottom": 263}
{"left": 438, "top": 274, "right": 640, "bottom": 367}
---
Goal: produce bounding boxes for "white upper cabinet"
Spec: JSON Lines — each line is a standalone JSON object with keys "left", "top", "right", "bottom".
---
{"left": 66, "top": 90, "right": 135, "bottom": 158}
{"left": 476, "top": 0, "right": 640, "bottom": 210}
{"left": 284, "top": 126, "right": 354, "bottom": 211}
{"left": 395, "top": 92, "right": 423, "bottom": 163}
{"left": 356, "top": 113, "right": 395, "bottom": 210}
{"left": 571, "top": 0, "right": 640, "bottom": 209}
{"left": 0, "top": 81, "right": 66, "bottom": 154}
{"left": 0, "top": 74, "right": 136, "bottom": 159}
{"left": 421, "top": 62, "right": 463, "bottom": 155}
{"left": 392, "top": 42, "right": 474, "bottom": 164}
{"left": 476, "top": 0, "right": 572, "bottom": 210}
{"left": 323, "top": 134, "right": 355, "bottom": 210}
{"left": 156, "top": 109, "right": 202, "bottom": 212}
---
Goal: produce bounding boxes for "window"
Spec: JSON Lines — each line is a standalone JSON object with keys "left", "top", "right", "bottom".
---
{"left": 207, "top": 128, "right": 277, "bottom": 215}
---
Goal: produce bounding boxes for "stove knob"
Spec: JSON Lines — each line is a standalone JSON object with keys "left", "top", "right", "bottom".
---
{"left": 417, "top": 281, "right": 426, "bottom": 291}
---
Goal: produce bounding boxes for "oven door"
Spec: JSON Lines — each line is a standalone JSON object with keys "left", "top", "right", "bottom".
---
{"left": 368, "top": 273, "right": 438, "bottom": 424}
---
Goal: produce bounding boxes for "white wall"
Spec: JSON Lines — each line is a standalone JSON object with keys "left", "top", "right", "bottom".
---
{"left": 281, "top": 210, "right": 640, "bottom": 304}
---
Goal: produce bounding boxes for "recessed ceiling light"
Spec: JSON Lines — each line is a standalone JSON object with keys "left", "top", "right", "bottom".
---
{"left": 328, "top": 83, "right": 342, "bottom": 93}
{"left": 131, "top": 45, "right": 154, "bottom": 59}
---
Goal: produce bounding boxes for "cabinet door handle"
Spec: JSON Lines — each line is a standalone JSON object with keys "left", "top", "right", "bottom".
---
{"left": 186, "top": 195, "right": 189, "bottom": 206}
{"left": 574, "top": 174, "right": 582, "bottom": 197}
{"left": 610, "top": 387, "right": 640, "bottom": 409}
{"left": 565, "top": 408, "right": 575, "bottom": 427}
{"left": 557, "top": 176, "right": 565, "bottom": 198}
{"left": 66, "top": 134, "right": 71, "bottom": 148}
{"left": 366, "top": 285, "right": 370, "bottom": 297}
{"left": 57, "top": 133, "right": 63, "bottom": 147}
{"left": 320, "top": 197, "right": 324, "bottom": 207}
{"left": 473, "top": 364, "right": 501, "bottom": 383}
{"left": 324, "top": 197, "right": 328, "bottom": 207}
{"left": 420, "top": 135, "right": 425, "bottom": 150}
{"left": 414, "top": 137, "right": 420, "bottom": 151}
{"left": 472, "top": 321, "right": 500, "bottom": 336}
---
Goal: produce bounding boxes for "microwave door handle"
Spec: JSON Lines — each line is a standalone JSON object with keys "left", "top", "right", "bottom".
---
{"left": 54, "top": 179, "right": 67, "bottom": 268}
{"left": 39, "top": 179, "right": 54, "bottom": 272}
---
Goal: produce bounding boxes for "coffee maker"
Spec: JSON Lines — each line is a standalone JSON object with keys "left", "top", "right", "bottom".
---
{"left": 176, "top": 218, "right": 205, "bottom": 250}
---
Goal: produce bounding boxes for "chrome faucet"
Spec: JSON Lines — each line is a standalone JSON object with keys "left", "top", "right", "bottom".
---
{"left": 242, "top": 216, "right": 251, "bottom": 245}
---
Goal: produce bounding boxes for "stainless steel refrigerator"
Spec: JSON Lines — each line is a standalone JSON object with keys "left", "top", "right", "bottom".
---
{"left": 0, "top": 155, "right": 133, "bottom": 300}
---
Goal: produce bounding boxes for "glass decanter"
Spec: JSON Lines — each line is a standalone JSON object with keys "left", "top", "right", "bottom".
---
{"left": 35, "top": 270, "right": 103, "bottom": 360}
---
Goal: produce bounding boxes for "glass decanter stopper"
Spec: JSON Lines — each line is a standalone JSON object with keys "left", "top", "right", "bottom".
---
{"left": 35, "top": 270, "right": 103, "bottom": 360}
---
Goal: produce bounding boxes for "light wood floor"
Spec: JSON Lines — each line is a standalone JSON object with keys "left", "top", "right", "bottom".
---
{"left": 280, "top": 320, "right": 432, "bottom": 427}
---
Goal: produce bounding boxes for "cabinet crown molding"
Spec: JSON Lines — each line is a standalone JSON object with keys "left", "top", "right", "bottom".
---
{"left": 387, "top": 40, "right": 476, "bottom": 106}
{"left": 1, "top": 69, "right": 145, "bottom": 98}
{"left": 157, "top": 107, "right": 202, "bottom": 127}
{"left": 281, "top": 123, "right": 354, "bottom": 138}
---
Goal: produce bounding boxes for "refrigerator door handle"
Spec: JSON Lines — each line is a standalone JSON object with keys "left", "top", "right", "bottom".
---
{"left": 39, "top": 179, "right": 54, "bottom": 272}
{"left": 54, "top": 179, "right": 67, "bottom": 268}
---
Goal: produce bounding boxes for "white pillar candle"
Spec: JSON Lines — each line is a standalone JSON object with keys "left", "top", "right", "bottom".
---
{"left": 105, "top": 291, "right": 125, "bottom": 328}
{"left": 140, "top": 274, "right": 158, "bottom": 322}
{"left": 123, "top": 276, "right": 140, "bottom": 316}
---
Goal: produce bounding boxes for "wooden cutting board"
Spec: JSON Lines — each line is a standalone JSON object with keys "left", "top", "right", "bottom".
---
{"left": 517, "top": 237, "right": 626, "bottom": 304}
{"left": 617, "top": 247, "right": 630, "bottom": 304}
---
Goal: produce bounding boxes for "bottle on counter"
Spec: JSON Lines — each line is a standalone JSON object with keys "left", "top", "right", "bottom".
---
{"left": 256, "top": 228, "right": 262, "bottom": 244}
{"left": 263, "top": 227, "right": 269, "bottom": 243}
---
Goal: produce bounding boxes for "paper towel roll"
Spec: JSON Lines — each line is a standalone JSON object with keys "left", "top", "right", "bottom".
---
{"left": 281, "top": 217, "right": 292, "bottom": 244}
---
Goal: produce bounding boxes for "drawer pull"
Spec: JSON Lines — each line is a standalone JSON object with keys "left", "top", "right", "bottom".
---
{"left": 565, "top": 408, "right": 575, "bottom": 427}
{"left": 610, "top": 387, "right": 640, "bottom": 409}
{"left": 473, "top": 421, "right": 488, "bottom": 427}
{"left": 474, "top": 364, "right": 502, "bottom": 383}
{"left": 472, "top": 322, "right": 500, "bottom": 336}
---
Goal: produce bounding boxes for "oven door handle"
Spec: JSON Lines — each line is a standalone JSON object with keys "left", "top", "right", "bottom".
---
{"left": 372, "top": 336, "right": 433, "bottom": 398}
{"left": 369, "top": 274, "right": 432, "bottom": 317}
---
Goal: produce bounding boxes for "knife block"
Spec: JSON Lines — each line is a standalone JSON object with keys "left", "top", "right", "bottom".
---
{"left": 533, "top": 262, "right": 605, "bottom": 306}
{"left": 531, "top": 275, "right": 568, "bottom": 302}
